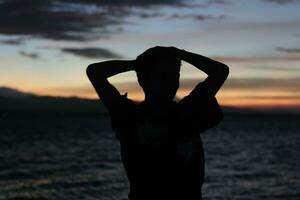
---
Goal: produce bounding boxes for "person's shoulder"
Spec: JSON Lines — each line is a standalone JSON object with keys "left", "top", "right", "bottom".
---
{"left": 109, "top": 94, "right": 138, "bottom": 136}
{"left": 177, "top": 89, "right": 223, "bottom": 120}
{"left": 108, "top": 93, "right": 137, "bottom": 116}
{"left": 120, "top": 93, "right": 137, "bottom": 105}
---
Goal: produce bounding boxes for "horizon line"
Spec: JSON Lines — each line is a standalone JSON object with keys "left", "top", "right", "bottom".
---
{"left": 1, "top": 85, "right": 300, "bottom": 111}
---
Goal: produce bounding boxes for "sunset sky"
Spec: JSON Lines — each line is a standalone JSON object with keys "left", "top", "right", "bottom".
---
{"left": 1, "top": 0, "right": 300, "bottom": 109}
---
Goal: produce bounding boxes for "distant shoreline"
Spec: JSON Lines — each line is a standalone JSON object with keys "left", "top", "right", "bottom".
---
{"left": 1, "top": 86, "right": 299, "bottom": 118}
{"left": 1, "top": 111, "right": 299, "bottom": 119}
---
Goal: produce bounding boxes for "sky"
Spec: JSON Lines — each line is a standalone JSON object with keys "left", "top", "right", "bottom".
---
{"left": 0, "top": 0, "right": 300, "bottom": 109}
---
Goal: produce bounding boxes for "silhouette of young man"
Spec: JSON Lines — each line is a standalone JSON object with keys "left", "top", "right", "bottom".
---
{"left": 86, "top": 46, "right": 229, "bottom": 200}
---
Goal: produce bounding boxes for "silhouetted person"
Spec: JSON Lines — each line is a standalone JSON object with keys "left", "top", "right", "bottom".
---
{"left": 86, "top": 46, "right": 229, "bottom": 200}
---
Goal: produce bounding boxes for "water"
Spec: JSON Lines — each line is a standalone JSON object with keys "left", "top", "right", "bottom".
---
{"left": 0, "top": 114, "right": 299, "bottom": 200}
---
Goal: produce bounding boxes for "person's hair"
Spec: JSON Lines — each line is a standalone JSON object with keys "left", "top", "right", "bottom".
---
{"left": 135, "top": 48, "right": 181, "bottom": 91}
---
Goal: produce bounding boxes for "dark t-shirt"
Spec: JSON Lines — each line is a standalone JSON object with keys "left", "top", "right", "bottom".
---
{"left": 107, "top": 83, "right": 223, "bottom": 200}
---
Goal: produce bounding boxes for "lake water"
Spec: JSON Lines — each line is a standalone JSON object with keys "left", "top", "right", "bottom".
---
{"left": 0, "top": 114, "right": 299, "bottom": 200}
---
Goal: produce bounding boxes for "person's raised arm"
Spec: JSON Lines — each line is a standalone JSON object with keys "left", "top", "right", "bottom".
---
{"left": 171, "top": 47, "right": 229, "bottom": 96}
{"left": 86, "top": 60, "right": 135, "bottom": 109}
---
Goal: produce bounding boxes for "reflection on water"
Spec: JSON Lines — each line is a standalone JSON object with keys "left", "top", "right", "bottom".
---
{"left": 0, "top": 114, "right": 299, "bottom": 200}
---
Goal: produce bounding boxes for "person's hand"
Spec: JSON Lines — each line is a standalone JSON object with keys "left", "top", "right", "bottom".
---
{"left": 131, "top": 59, "right": 138, "bottom": 71}
{"left": 134, "top": 46, "right": 184, "bottom": 71}
{"left": 148, "top": 46, "right": 180, "bottom": 57}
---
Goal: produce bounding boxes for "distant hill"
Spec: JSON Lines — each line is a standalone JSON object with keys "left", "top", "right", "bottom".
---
{"left": 0, "top": 86, "right": 35, "bottom": 98}
{"left": 0, "top": 86, "right": 107, "bottom": 117}
{"left": 0, "top": 86, "right": 297, "bottom": 117}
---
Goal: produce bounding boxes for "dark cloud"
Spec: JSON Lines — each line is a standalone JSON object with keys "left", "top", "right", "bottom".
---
{"left": 0, "top": 0, "right": 228, "bottom": 42}
{"left": 172, "top": 0, "right": 230, "bottom": 8}
{"left": 262, "top": 0, "right": 297, "bottom": 4}
{"left": 0, "top": 0, "right": 184, "bottom": 42}
{"left": 61, "top": 47, "right": 122, "bottom": 59}
{"left": 167, "top": 13, "right": 226, "bottom": 21}
{"left": 19, "top": 51, "right": 39, "bottom": 59}
{"left": 59, "top": 0, "right": 185, "bottom": 6}
{"left": 208, "top": 0, "right": 229, "bottom": 5}
{"left": 0, "top": 0, "right": 123, "bottom": 41}
{"left": 0, "top": 38, "right": 23, "bottom": 45}
{"left": 135, "top": 12, "right": 165, "bottom": 19}
{"left": 276, "top": 47, "right": 300, "bottom": 53}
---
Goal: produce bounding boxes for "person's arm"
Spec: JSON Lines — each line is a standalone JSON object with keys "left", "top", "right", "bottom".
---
{"left": 86, "top": 60, "right": 135, "bottom": 109}
{"left": 174, "top": 48, "right": 229, "bottom": 96}
{"left": 165, "top": 48, "right": 228, "bottom": 134}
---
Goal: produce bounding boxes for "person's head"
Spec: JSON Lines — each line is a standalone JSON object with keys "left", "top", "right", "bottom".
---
{"left": 135, "top": 47, "right": 181, "bottom": 104}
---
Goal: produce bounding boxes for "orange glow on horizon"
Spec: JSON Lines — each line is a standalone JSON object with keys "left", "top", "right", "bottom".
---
{"left": 30, "top": 87, "right": 300, "bottom": 110}
{"left": 219, "top": 98, "right": 300, "bottom": 109}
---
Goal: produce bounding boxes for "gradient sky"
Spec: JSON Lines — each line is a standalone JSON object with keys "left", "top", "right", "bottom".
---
{"left": 1, "top": 0, "right": 300, "bottom": 109}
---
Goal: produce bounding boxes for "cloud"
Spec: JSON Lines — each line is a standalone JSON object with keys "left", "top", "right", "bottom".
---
{"left": 223, "top": 77, "right": 300, "bottom": 90}
{"left": 19, "top": 51, "right": 39, "bottom": 59}
{"left": 276, "top": 47, "right": 300, "bottom": 53}
{"left": 0, "top": 0, "right": 183, "bottom": 42}
{"left": 135, "top": 12, "right": 165, "bottom": 19}
{"left": 234, "top": 94, "right": 300, "bottom": 100}
{"left": 0, "top": 1, "right": 122, "bottom": 42}
{"left": 262, "top": 0, "right": 297, "bottom": 4}
{"left": 210, "top": 56, "right": 300, "bottom": 71}
{"left": 0, "top": 0, "right": 228, "bottom": 42}
{"left": 0, "top": 38, "right": 24, "bottom": 45}
{"left": 167, "top": 13, "right": 226, "bottom": 21}
{"left": 212, "top": 55, "right": 300, "bottom": 63}
{"left": 208, "top": 0, "right": 228, "bottom": 4}
{"left": 178, "top": 77, "right": 300, "bottom": 92}
{"left": 251, "top": 65, "right": 300, "bottom": 71}
{"left": 61, "top": 47, "right": 122, "bottom": 59}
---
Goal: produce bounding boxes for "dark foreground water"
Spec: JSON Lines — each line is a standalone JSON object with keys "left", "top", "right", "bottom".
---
{"left": 0, "top": 114, "right": 299, "bottom": 200}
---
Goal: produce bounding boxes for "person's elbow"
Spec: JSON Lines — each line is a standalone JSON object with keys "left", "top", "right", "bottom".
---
{"left": 221, "top": 64, "right": 229, "bottom": 76}
{"left": 218, "top": 64, "right": 229, "bottom": 80}
{"left": 86, "top": 63, "right": 107, "bottom": 84}
{"left": 86, "top": 63, "right": 95, "bottom": 78}
{"left": 86, "top": 63, "right": 103, "bottom": 80}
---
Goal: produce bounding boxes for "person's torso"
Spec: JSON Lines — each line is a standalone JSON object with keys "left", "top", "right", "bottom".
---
{"left": 117, "top": 101, "right": 205, "bottom": 196}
